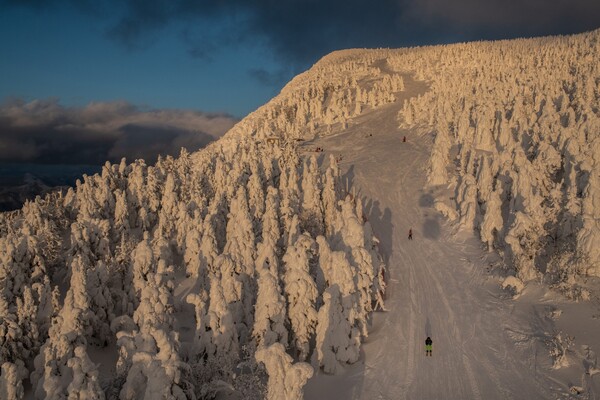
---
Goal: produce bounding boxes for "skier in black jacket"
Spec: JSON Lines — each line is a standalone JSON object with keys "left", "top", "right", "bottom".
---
{"left": 425, "top": 337, "right": 432, "bottom": 356}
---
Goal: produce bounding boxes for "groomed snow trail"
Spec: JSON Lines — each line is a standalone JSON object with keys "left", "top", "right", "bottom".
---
{"left": 304, "top": 74, "right": 557, "bottom": 399}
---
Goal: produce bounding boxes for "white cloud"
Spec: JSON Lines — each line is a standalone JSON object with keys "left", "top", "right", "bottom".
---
{"left": 0, "top": 98, "right": 237, "bottom": 164}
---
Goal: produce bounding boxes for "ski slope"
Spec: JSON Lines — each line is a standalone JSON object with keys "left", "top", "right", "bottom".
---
{"left": 303, "top": 74, "right": 571, "bottom": 399}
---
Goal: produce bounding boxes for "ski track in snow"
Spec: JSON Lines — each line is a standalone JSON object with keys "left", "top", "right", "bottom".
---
{"left": 304, "top": 73, "right": 557, "bottom": 400}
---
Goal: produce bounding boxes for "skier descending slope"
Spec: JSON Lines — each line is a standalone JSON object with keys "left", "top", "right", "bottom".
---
{"left": 425, "top": 337, "right": 433, "bottom": 356}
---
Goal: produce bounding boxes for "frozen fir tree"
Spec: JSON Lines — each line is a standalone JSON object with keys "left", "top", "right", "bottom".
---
{"left": 283, "top": 233, "right": 318, "bottom": 360}
{"left": 255, "top": 343, "right": 313, "bottom": 400}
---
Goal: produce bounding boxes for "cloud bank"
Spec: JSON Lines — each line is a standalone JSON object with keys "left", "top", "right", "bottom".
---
{"left": 0, "top": 98, "right": 237, "bottom": 165}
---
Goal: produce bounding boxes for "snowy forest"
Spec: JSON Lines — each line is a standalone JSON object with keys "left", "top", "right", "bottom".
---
{"left": 1, "top": 28, "right": 599, "bottom": 399}
{"left": 395, "top": 31, "right": 600, "bottom": 296}
{"left": 231, "top": 29, "right": 599, "bottom": 296}
{"left": 0, "top": 130, "right": 386, "bottom": 398}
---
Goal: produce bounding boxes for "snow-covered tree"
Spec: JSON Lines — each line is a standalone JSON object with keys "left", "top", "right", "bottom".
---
{"left": 119, "top": 329, "right": 192, "bottom": 400}
{"left": 314, "top": 285, "right": 360, "bottom": 374}
{"left": 322, "top": 156, "right": 341, "bottom": 236}
{"left": 224, "top": 186, "right": 256, "bottom": 274}
{"left": 204, "top": 271, "right": 239, "bottom": 365}
{"left": 253, "top": 267, "right": 288, "bottom": 348}
{"left": 66, "top": 345, "right": 105, "bottom": 400}
{"left": 224, "top": 187, "right": 257, "bottom": 333}
{"left": 301, "top": 156, "right": 324, "bottom": 236}
{"left": 255, "top": 343, "right": 313, "bottom": 400}
{"left": 283, "top": 233, "right": 318, "bottom": 360}
{"left": 0, "top": 362, "right": 25, "bottom": 400}
{"left": 184, "top": 226, "right": 203, "bottom": 278}
{"left": 131, "top": 232, "right": 155, "bottom": 298}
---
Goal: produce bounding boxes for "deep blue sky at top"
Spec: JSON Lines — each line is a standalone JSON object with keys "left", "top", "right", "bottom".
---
{"left": 0, "top": 5, "right": 282, "bottom": 117}
{"left": 1, "top": 0, "right": 599, "bottom": 118}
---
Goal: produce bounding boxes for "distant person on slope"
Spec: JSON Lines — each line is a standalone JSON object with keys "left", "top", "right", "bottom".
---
{"left": 403, "top": 136, "right": 406, "bottom": 142}
{"left": 408, "top": 228, "right": 413, "bottom": 240}
{"left": 425, "top": 337, "right": 432, "bottom": 356}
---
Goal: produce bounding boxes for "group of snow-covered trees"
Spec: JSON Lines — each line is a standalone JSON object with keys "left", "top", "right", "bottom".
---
{"left": 0, "top": 127, "right": 385, "bottom": 398}
{"left": 226, "top": 51, "right": 405, "bottom": 142}
{"left": 392, "top": 30, "right": 600, "bottom": 291}
{"left": 232, "top": 28, "right": 599, "bottom": 295}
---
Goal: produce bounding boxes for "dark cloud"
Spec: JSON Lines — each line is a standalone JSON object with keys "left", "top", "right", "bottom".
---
{"left": 406, "top": 0, "right": 600, "bottom": 39}
{"left": 105, "top": 0, "right": 410, "bottom": 66}
{"left": 0, "top": 98, "right": 237, "bottom": 165}
{"left": 247, "top": 68, "right": 290, "bottom": 87}
{"left": 107, "top": 123, "right": 216, "bottom": 162}
{"left": 4, "top": 0, "right": 598, "bottom": 71}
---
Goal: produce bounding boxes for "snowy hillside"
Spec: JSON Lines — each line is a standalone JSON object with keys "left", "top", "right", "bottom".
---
{"left": 0, "top": 101, "right": 388, "bottom": 399}
{"left": 1, "top": 28, "right": 600, "bottom": 399}
{"left": 396, "top": 32, "right": 600, "bottom": 294}
{"left": 230, "top": 29, "right": 600, "bottom": 295}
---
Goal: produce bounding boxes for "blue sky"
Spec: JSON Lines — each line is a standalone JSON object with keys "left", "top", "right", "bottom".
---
{"left": 0, "top": 5, "right": 286, "bottom": 117}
